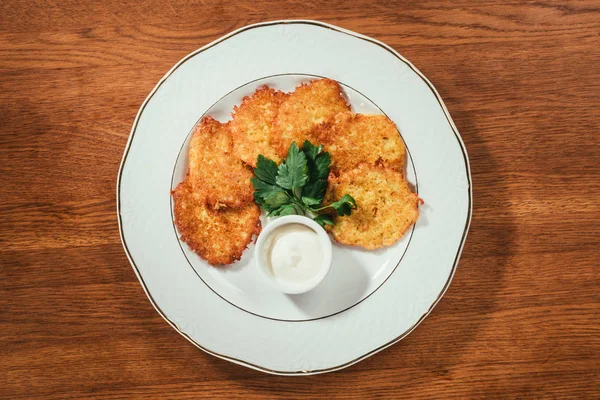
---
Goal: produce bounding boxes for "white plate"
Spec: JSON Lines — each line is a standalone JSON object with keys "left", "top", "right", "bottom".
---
{"left": 118, "top": 20, "right": 472, "bottom": 375}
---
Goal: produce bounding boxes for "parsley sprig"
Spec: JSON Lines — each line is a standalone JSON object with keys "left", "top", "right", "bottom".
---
{"left": 251, "top": 141, "right": 356, "bottom": 227}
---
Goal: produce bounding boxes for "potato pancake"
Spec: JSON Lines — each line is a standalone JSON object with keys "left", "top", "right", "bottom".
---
{"left": 318, "top": 111, "right": 406, "bottom": 175}
{"left": 230, "top": 86, "right": 287, "bottom": 167}
{"left": 324, "top": 164, "right": 419, "bottom": 249}
{"left": 188, "top": 116, "right": 254, "bottom": 209}
{"left": 274, "top": 79, "right": 350, "bottom": 157}
{"left": 172, "top": 177, "right": 261, "bottom": 265}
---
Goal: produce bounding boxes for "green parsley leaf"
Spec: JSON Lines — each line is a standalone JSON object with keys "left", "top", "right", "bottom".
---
{"left": 302, "top": 140, "right": 330, "bottom": 181}
{"left": 300, "top": 140, "right": 329, "bottom": 201}
{"left": 254, "top": 155, "right": 278, "bottom": 184}
{"left": 328, "top": 194, "right": 357, "bottom": 216}
{"left": 276, "top": 142, "right": 308, "bottom": 190}
{"left": 314, "top": 214, "right": 334, "bottom": 227}
{"left": 313, "top": 152, "right": 331, "bottom": 180}
{"left": 278, "top": 204, "right": 299, "bottom": 216}
{"left": 264, "top": 191, "right": 290, "bottom": 209}
{"left": 302, "top": 140, "right": 323, "bottom": 161}
{"left": 250, "top": 177, "right": 284, "bottom": 204}
{"left": 267, "top": 203, "right": 301, "bottom": 217}
{"left": 301, "top": 196, "right": 321, "bottom": 206}
{"left": 302, "top": 179, "right": 327, "bottom": 201}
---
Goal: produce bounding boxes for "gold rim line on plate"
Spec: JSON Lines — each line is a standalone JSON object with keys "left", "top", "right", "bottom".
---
{"left": 116, "top": 20, "right": 473, "bottom": 376}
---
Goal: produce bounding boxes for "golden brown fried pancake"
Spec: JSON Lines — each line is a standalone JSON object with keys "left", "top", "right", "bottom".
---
{"left": 188, "top": 116, "right": 254, "bottom": 209}
{"left": 230, "top": 86, "right": 287, "bottom": 167}
{"left": 318, "top": 111, "right": 406, "bottom": 175}
{"left": 274, "top": 79, "right": 350, "bottom": 156}
{"left": 172, "top": 177, "right": 261, "bottom": 265}
{"left": 324, "top": 164, "right": 419, "bottom": 249}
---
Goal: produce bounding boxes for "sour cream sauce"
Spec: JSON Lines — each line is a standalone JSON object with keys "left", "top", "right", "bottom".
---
{"left": 264, "top": 223, "right": 324, "bottom": 285}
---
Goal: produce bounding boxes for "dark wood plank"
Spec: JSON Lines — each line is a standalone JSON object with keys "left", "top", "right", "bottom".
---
{"left": 1, "top": 1, "right": 599, "bottom": 398}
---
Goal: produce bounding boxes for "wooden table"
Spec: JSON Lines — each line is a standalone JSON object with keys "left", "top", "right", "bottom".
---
{"left": 2, "top": 1, "right": 599, "bottom": 398}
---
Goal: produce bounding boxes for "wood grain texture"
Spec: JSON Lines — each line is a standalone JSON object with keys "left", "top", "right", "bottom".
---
{"left": 1, "top": 1, "right": 599, "bottom": 398}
